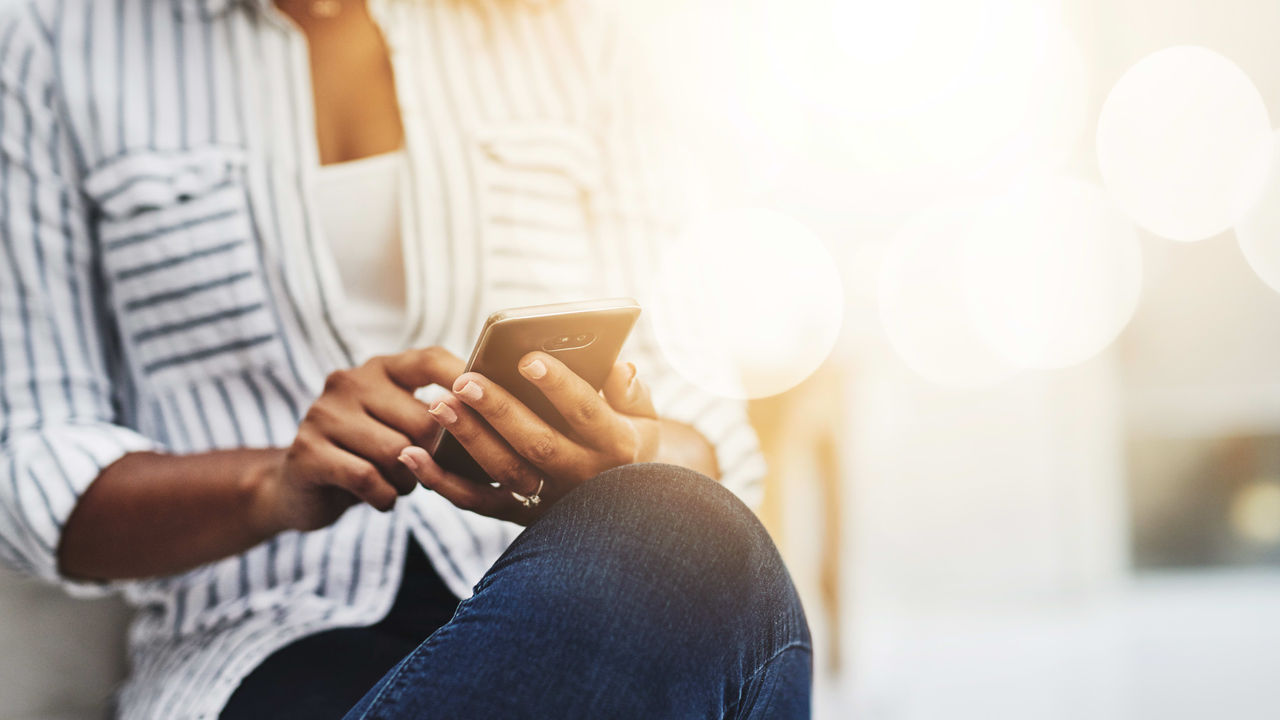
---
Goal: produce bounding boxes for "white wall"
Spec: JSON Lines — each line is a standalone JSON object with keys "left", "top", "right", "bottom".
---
{"left": 0, "top": 571, "right": 128, "bottom": 720}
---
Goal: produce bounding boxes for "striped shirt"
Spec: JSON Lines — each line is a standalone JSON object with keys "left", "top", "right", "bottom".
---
{"left": 0, "top": 0, "right": 766, "bottom": 716}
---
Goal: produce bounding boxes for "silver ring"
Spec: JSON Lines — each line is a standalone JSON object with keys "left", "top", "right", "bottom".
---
{"left": 511, "top": 479, "right": 544, "bottom": 509}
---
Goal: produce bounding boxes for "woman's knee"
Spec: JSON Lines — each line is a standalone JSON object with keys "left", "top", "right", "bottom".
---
{"left": 444, "top": 464, "right": 809, "bottom": 719}
{"left": 554, "top": 463, "right": 767, "bottom": 570}
{"left": 505, "top": 463, "right": 803, "bottom": 629}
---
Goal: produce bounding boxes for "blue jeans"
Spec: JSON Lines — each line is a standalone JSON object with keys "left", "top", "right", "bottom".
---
{"left": 232, "top": 463, "right": 812, "bottom": 718}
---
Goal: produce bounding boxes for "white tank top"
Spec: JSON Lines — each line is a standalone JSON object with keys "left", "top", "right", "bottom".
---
{"left": 311, "top": 150, "right": 409, "bottom": 355}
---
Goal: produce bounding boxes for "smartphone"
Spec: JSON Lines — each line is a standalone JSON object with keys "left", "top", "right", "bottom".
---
{"left": 429, "top": 297, "right": 641, "bottom": 482}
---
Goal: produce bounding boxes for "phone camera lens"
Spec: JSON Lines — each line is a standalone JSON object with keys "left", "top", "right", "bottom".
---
{"left": 575, "top": 334, "right": 589, "bottom": 342}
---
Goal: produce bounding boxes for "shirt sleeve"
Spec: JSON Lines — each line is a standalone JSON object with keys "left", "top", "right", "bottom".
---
{"left": 0, "top": 7, "right": 158, "bottom": 596}
{"left": 586, "top": 8, "right": 767, "bottom": 510}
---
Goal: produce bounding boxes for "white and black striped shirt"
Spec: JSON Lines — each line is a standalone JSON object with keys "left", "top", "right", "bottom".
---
{"left": 0, "top": 0, "right": 765, "bottom": 716}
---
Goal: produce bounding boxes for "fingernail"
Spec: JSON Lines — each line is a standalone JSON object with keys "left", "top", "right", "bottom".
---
{"left": 625, "top": 362, "right": 637, "bottom": 387}
{"left": 457, "top": 380, "right": 483, "bottom": 402}
{"left": 520, "top": 358, "right": 547, "bottom": 380}
{"left": 398, "top": 451, "right": 419, "bottom": 472}
{"left": 429, "top": 401, "right": 458, "bottom": 425}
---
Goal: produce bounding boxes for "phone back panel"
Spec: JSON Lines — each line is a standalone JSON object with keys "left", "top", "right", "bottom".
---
{"left": 431, "top": 299, "right": 641, "bottom": 482}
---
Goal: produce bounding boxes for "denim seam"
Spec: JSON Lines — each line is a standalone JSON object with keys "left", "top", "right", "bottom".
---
{"left": 349, "top": 596, "right": 481, "bottom": 718}
{"left": 720, "top": 641, "right": 813, "bottom": 720}
{"left": 348, "top": 627, "right": 442, "bottom": 718}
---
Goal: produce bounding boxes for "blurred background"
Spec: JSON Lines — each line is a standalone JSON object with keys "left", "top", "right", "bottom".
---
{"left": 5, "top": 0, "right": 1280, "bottom": 717}
{"left": 629, "top": 0, "right": 1280, "bottom": 719}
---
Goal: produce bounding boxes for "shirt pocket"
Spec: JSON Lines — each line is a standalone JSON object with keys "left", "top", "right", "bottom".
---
{"left": 472, "top": 122, "right": 606, "bottom": 308}
{"left": 84, "top": 148, "right": 288, "bottom": 389}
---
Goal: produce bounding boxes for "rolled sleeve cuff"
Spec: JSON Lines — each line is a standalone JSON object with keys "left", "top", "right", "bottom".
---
{"left": 1, "top": 423, "right": 159, "bottom": 598}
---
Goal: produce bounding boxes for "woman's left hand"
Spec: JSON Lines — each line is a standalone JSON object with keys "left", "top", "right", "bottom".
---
{"left": 397, "top": 352, "right": 660, "bottom": 523}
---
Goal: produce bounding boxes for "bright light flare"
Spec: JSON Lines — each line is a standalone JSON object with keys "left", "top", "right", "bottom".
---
{"left": 649, "top": 209, "right": 844, "bottom": 400}
{"left": 962, "top": 178, "right": 1142, "bottom": 369}
{"left": 1097, "top": 46, "right": 1273, "bottom": 242}
{"left": 1236, "top": 129, "right": 1280, "bottom": 294}
{"left": 795, "top": 1, "right": 1088, "bottom": 217}
{"left": 878, "top": 179, "right": 1142, "bottom": 384}
{"left": 877, "top": 206, "right": 1016, "bottom": 389}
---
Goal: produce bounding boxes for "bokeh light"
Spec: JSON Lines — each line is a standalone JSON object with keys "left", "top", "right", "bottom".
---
{"left": 1096, "top": 46, "right": 1273, "bottom": 242}
{"left": 1229, "top": 479, "right": 1280, "bottom": 545}
{"left": 639, "top": 0, "right": 1089, "bottom": 217}
{"left": 962, "top": 178, "right": 1142, "bottom": 369}
{"left": 877, "top": 205, "right": 1017, "bottom": 389}
{"left": 804, "top": 2, "right": 1086, "bottom": 219}
{"left": 649, "top": 209, "right": 844, "bottom": 399}
{"left": 1236, "top": 129, "right": 1280, "bottom": 294}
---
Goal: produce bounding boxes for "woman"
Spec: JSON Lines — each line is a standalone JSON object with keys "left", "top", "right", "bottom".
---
{"left": 0, "top": 0, "right": 811, "bottom": 716}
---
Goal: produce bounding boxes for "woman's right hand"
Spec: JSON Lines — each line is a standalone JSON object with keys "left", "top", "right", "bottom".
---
{"left": 253, "top": 347, "right": 465, "bottom": 533}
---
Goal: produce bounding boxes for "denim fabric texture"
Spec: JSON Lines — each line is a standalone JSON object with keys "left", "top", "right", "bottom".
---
{"left": 340, "top": 463, "right": 812, "bottom": 719}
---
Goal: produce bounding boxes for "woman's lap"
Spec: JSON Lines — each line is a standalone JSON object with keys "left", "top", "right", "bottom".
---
{"left": 219, "top": 541, "right": 461, "bottom": 719}
{"left": 345, "top": 463, "right": 811, "bottom": 720}
{"left": 225, "top": 463, "right": 811, "bottom": 719}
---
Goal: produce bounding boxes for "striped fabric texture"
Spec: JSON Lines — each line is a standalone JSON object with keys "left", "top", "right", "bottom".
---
{"left": 0, "top": 0, "right": 766, "bottom": 716}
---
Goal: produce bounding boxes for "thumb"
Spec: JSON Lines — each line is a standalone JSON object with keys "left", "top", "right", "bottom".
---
{"left": 602, "top": 361, "right": 657, "bottom": 419}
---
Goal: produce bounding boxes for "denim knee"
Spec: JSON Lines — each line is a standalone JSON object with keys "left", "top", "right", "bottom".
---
{"left": 362, "top": 465, "right": 811, "bottom": 720}
{"left": 487, "top": 463, "right": 809, "bottom": 649}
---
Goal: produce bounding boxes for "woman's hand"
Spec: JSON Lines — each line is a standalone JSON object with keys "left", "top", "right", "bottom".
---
{"left": 397, "top": 352, "right": 660, "bottom": 523}
{"left": 254, "top": 347, "right": 464, "bottom": 533}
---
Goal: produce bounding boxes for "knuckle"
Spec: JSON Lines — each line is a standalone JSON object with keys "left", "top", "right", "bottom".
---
{"left": 304, "top": 400, "right": 336, "bottom": 426}
{"left": 526, "top": 433, "right": 558, "bottom": 464}
{"left": 285, "top": 440, "right": 309, "bottom": 467}
{"left": 323, "top": 369, "right": 354, "bottom": 394}
{"left": 350, "top": 466, "right": 379, "bottom": 494}
{"left": 573, "top": 397, "right": 600, "bottom": 424}
{"left": 486, "top": 397, "right": 511, "bottom": 420}
{"left": 291, "top": 428, "right": 320, "bottom": 455}
{"left": 301, "top": 404, "right": 323, "bottom": 427}
{"left": 420, "top": 346, "right": 447, "bottom": 366}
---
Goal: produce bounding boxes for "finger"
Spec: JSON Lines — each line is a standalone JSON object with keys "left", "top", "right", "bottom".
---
{"left": 379, "top": 346, "right": 466, "bottom": 391}
{"left": 360, "top": 384, "right": 441, "bottom": 446}
{"left": 450, "top": 372, "right": 593, "bottom": 479}
{"left": 601, "top": 361, "right": 657, "bottom": 419}
{"left": 398, "top": 446, "right": 531, "bottom": 524}
{"left": 299, "top": 433, "right": 400, "bottom": 512}
{"left": 427, "top": 396, "right": 545, "bottom": 498}
{"left": 517, "top": 351, "right": 635, "bottom": 453}
{"left": 317, "top": 409, "right": 419, "bottom": 496}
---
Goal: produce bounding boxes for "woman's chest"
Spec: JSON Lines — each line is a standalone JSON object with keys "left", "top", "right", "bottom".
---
{"left": 65, "top": 0, "right": 613, "bottom": 388}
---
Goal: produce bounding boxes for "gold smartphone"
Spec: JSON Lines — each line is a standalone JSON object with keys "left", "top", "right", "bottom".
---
{"left": 429, "top": 298, "right": 641, "bottom": 482}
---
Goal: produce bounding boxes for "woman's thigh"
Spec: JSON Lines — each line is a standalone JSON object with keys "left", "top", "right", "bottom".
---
{"left": 343, "top": 463, "right": 811, "bottom": 720}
